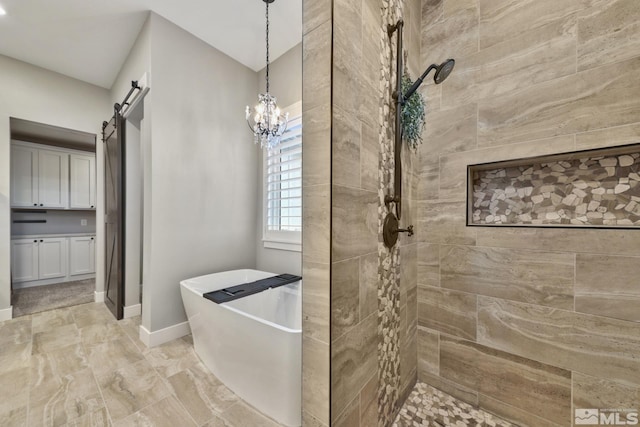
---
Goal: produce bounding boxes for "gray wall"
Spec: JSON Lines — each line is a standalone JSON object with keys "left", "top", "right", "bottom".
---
{"left": 255, "top": 43, "right": 302, "bottom": 276}
{"left": 144, "top": 13, "right": 259, "bottom": 332}
{"left": 0, "top": 54, "right": 110, "bottom": 315}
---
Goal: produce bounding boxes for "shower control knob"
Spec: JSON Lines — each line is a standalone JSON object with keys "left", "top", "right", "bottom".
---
{"left": 396, "top": 225, "right": 414, "bottom": 237}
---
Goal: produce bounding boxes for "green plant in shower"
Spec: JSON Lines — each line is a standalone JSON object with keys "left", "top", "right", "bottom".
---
{"left": 401, "top": 73, "right": 426, "bottom": 150}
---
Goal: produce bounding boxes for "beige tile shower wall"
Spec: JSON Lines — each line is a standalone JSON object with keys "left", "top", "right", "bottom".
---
{"left": 330, "top": 0, "right": 422, "bottom": 426}
{"left": 399, "top": 0, "right": 421, "bottom": 409}
{"left": 302, "top": 0, "right": 331, "bottom": 426}
{"left": 331, "top": 0, "right": 380, "bottom": 424}
{"left": 417, "top": 0, "right": 640, "bottom": 425}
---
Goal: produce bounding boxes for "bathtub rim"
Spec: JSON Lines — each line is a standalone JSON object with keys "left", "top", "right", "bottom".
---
{"left": 180, "top": 269, "right": 302, "bottom": 334}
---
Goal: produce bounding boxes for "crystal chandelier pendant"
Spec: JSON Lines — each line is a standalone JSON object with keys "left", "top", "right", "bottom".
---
{"left": 246, "top": 93, "right": 289, "bottom": 150}
{"left": 246, "top": 0, "right": 288, "bottom": 150}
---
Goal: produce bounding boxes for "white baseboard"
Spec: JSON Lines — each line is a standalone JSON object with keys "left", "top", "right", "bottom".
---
{"left": 123, "top": 304, "right": 141, "bottom": 319}
{"left": 0, "top": 306, "right": 13, "bottom": 322}
{"left": 94, "top": 291, "right": 105, "bottom": 303}
{"left": 139, "top": 321, "right": 191, "bottom": 348}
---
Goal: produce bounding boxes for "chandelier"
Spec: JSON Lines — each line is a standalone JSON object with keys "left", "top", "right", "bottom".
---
{"left": 246, "top": 0, "right": 288, "bottom": 150}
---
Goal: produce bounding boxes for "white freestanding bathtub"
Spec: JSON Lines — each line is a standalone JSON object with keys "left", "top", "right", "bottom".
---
{"left": 180, "top": 269, "right": 301, "bottom": 427}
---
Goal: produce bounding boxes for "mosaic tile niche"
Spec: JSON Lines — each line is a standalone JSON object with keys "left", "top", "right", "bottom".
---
{"left": 469, "top": 145, "right": 640, "bottom": 227}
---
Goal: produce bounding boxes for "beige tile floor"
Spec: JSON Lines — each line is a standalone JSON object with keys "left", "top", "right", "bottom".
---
{"left": 0, "top": 302, "right": 284, "bottom": 427}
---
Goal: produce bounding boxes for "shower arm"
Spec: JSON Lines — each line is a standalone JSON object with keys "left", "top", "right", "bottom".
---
{"left": 386, "top": 19, "right": 404, "bottom": 220}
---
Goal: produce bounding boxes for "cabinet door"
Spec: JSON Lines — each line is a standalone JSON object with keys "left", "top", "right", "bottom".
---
{"left": 11, "top": 239, "right": 39, "bottom": 283}
{"left": 10, "top": 145, "right": 38, "bottom": 207}
{"left": 38, "top": 238, "right": 67, "bottom": 279}
{"left": 70, "top": 154, "right": 96, "bottom": 209}
{"left": 38, "top": 150, "right": 69, "bottom": 208}
{"left": 70, "top": 236, "right": 95, "bottom": 275}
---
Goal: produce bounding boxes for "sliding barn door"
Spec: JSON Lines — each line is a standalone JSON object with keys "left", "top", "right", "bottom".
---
{"left": 102, "top": 115, "right": 125, "bottom": 320}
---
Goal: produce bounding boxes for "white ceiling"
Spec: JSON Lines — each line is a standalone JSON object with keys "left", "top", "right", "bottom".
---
{"left": 0, "top": 0, "right": 302, "bottom": 89}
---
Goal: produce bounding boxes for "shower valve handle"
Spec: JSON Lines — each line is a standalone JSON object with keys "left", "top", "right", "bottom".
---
{"left": 395, "top": 225, "right": 414, "bottom": 237}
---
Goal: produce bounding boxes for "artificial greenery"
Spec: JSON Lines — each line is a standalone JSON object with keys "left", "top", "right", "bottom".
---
{"left": 401, "top": 73, "right": 426, "bottom": 150}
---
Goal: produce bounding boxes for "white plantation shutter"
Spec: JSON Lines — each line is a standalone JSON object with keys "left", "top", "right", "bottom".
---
{"left": 263, "top": 101, "right": 302, "bottom": 250}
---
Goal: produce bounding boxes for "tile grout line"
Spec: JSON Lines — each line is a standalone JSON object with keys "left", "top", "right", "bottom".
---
{"left": 72, "top": 307, "right": 115, "bottom": 427}
{"left": 143, "top": 350, "right": 202, "bottom": 427}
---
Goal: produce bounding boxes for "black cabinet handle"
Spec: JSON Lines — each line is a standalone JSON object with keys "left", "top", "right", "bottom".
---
{"left": 33, "top": 203, "right": 37, "bottom": 206}
{"left": 91, "top": 205, "right": 94, "bottom": 208}
{"left": 33, "top": 240, "right": 37, "bottom": 243}
{"left": 40, "top": 240, "right": 43, "bottom": 242}
{"left": 39, "top": 204, "right": 43, "bottom": 206}
{"left": 90, "top": 237, "right": 94, "bottom": 240}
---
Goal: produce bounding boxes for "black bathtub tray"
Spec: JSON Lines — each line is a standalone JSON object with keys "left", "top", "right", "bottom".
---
{"left": 203, "top": 273, "right": 302, "bottom": 304}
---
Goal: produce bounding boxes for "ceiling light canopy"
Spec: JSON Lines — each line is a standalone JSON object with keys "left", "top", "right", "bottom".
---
{"left": 246, "top": 0, "right": 288, "bottom": 150}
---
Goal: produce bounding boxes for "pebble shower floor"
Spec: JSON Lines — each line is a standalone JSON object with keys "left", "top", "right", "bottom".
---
{"left": 393, "top": 382, "right": 515, "bottom": 427}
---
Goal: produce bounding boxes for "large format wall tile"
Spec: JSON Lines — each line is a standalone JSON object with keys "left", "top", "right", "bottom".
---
{"left": 576, "top": 123, "right": 640, "bottom": 150}
{"left": 303, "top": 21, "right": 331, "bottom": 113}
{"left": 303, "top": 184, "right": 330, "bottom": 264}
{"left": 422, "top": 103, "right": 478, "bottom": 156}
{"left": 443, "top": 15, "right": 576, "bottom": 109}
{"left": 418, "top": 0, "right": 640, "bottom": 423}
{"left": 422, "top": 0, "right": 444, "bottom": 28}
{"left": 440, "top": 335, "right": 571, "bottom": 424}
{"left": 303, "top": 0, "right": 331, "bottom": 36}
{"left": 417, "top": 370, "right": 478, "bottom": 406}
{"left": 478, "top": 56, "right": 640, "bottom": 148}
{"left": 303, "top": 336, "right": 329, "bottom": 424}
{"left": 573, "top": 372, "right": 640, "bottom": 418}
{"left": 476, "top": 226, "right": 640, "bottom": 256}
{"left": 479, "top": 0, "right": 583, "bottom": 49}
{"left": 302, "top": 260, "right": 330, "bottom": 343}
{"left": 576, "top": 254, "right": 640, "bottom": 322}
{"left": 421, "top": 0, "right": 478, "bottom": 69}
{"left": 478, "top": 395, "right": 565, "bottom": 427}
{"left": 359, "top": 252, "right": 378, "bottom": 321}
{"left": 478, "top": 297, "right": 640, "bottom": 385}
{"left": 332, "top": 185, "right": 378, "bottom": 262}
{"left": 332, "top": 258, "right": 360, "bottom": 340}
{"left": 418, "top": 286, "right": 477, "bottom": 340}
{"left": 303, "top": 104, "right": 331, "bottom": 187}
{"left": 417, "top": 243, "right": 439, "bottom": 288}
{"left": 331, "top": 313, "right": 377, "bottom": 421}
{"left": 417, "top": 200, "right": 476, "bottom": 245}
{"left": 333, "top": 0, "right": 362, "bottom": 116}
{"left": 332, "top": 107, "right": 362, "bottom": 188}
{"left": 359, "top": 373, "right": 378, "bottom": 427}
{"left": 417, "top": 326, "right": 439, "bottom": 376}
{"left": 577, "top": 0, "right": 640, "bottom": 71}
{"left": 441, "top": 245, "right": 574, "bottom": 309}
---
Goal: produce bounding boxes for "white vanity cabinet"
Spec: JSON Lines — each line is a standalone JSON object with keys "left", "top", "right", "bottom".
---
{"left": 38, "top": 150, "right": 69, "bottom": 208}
{"left": 10, "top": 143, "right": 69, "bottom": 208}
{"left": 11, "top": 237, "right": 67, "bottom": 283}
{"left": 10, "top": 145, "right": 38, "bottom": 208}
{"left": 11, "top": 238, "right": 39, "bottom": 282}
{"left": 11, "top": 141, "right": 95, "bottom": 210}
{"left": 69, "top": 235, "right": 96, "bottom": 275}
{"left": 69, "top": 154, "right": 96, "bottom": 209}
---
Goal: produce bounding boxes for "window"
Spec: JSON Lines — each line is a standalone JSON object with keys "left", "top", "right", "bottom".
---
{"left": 263, "top": 101, "right": 302, "bottom": 251}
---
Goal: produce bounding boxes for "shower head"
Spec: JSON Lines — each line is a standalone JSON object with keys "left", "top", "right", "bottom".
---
{"left": 434, "top": 59, "right": 455, "bottom": 84}
{"left": 403, "top": 59, "right": 456, "bottom": 101}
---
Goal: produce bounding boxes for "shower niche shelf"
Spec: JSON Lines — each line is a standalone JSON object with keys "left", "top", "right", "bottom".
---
{"left": 467, "top": 143, "right": 640, "bottom": 229}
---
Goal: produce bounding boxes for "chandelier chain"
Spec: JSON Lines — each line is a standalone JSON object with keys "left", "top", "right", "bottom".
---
{"left": 265, "top": 0, "right": 270, "bottom": 94}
